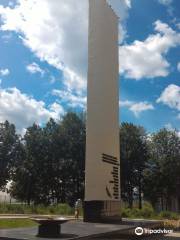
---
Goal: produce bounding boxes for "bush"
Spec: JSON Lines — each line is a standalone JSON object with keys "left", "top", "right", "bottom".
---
{"left": 6, "top": 204, "right": 25, "bottom": 214}
{"left": 121, "top": 208, "right": 132, "bottom": 218}
{"left": 110, "top": 204, "right": 180, "bottom": 220}
{"left": 122, "top": 203, "right": 155, "bottom": 219}
{"left": 131, "top": 208, "right": 142, "bottom": 218}
{"left": 141, "top": 202, "right": 154, "bottom": 218}
{"left": 0, "top": 203, "right": 26, "bottom": 214}
{"left": 121, "top": 207, "right": 143, "bottom": 218}
{"left": 48, "top": 204, "right": 73, "bottom": 215}
{"left": 159, "top": 211, "right": 179, "bottom": 220}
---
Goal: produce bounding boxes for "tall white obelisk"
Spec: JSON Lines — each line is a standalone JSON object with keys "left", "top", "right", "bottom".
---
{"left": 84, "top": 0, "right": 121, "bottom": 222}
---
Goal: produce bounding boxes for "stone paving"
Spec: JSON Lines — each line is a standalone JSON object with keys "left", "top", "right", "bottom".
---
{"left": 91, "top": 232, "right": 180, "bottom": 239}
{"left": 0, "top": 221, "right": 133, "bottom": 240}
{"left": 0, "top": 219, "right": 165, "bottom": 240}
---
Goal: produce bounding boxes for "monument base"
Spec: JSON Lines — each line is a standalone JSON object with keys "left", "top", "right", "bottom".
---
{"left": 37, "top": 224, "right": 61, "bottom": 238}
{"left": 83, "top": 200, "right": 121, "bottom": 223}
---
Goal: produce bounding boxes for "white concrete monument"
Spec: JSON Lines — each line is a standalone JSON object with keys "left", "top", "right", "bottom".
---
{"left": 84, "top": 0, "right": 121, "bottom": 222}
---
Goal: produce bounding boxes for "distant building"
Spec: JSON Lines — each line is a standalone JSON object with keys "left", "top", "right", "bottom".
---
{"left": 0, "top": 182, "right": 17, "bottom": 203}
{"left": 0, "top": 190, "right": 11, "bottom": 203}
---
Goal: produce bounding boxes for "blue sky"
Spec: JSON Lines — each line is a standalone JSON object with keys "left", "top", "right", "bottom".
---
{"left": 0, "top": 0, "right": 179, "bottom": 135}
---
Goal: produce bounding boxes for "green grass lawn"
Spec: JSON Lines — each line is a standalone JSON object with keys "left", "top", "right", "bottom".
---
{"left": 0, "top": 203, "right": 74, "bottom": 215}
{"left": 0, "top": 219, "right": 37, "bottom": 229}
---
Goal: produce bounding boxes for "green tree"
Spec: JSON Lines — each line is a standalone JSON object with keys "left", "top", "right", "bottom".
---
{"left": 0, "top": 121, "right": 21, "bottom": 190}
{"left": 59, "top": 112, "right": 86, "bottom": 205}
{"left": 10, "top": 112, "right": 86, "bottom": 206}
{"left": 120, "top": 123, "right": 149, "bottom": 209}
{"left": 11, "top": 123, "right": 45, "bottom": 204}
{"left": 143, "top": 128, "right": 180, "bottom": 209}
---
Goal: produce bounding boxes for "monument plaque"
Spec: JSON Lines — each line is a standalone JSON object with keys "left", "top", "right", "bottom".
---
{"left": 84, "top": 0, "right": 121, "bottom": 222}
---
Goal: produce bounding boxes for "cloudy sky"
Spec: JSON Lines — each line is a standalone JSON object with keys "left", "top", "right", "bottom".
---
{"left": 0, "top": 0, "right": 179, "bottom": 134}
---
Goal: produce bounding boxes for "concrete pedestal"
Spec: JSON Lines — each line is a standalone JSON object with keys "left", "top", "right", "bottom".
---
{"left": 38, "top": 223, "right": 61, "bottom": 238}
{"left": 84, "top": 200, "right": 121, "bottom": 223}
{"left": 30, "top": 218, "right": 70, "bottom": 238}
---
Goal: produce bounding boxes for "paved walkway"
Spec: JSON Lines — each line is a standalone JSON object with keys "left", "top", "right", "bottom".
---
{"left": 1, "top": 217, "right": 177, "bottom": 240}
{"left": 145, "top": 232, "right": 180, "bottom": 239}
{"left": 0, "top": 219, "right": 166, "bottom": 240}
{"left": 0, "top": 221, "right": 134, "bottom": 240}
{"left": 91, "top": 232, "right": 180, "bottom": 239}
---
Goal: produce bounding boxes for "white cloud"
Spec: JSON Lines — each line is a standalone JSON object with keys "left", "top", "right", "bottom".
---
{"left": 49, "top": 102, "right": 64, "bottom": 117}
{"left": 0, "top": 0, "right": 88, "bottom": 92}
{"left": 165, "top": 123, "right": 180, "bottom": 138}
{"left": 176, "top": 23, "right": 180, "bottom": 30}
{"left": 52, "top": 89, "right": 86, "bottom": 109}
{"left": 107, "top": 0, "right": 131, "bottom": 42}
{"left": 49, "top": 76, "right": 56, "bottom": 84}
{"left": 120, "top": 100, "right": 154, "bottom": 116}
{"left": 1, "top": 33, "right": 12, "bottom": 42}
{"left": 119, "top": 100, "right": 133, "bottom": 107}
{"left": 0, "top": 0, "right": 130, "bottom": 93}
{"left": 0, "top": 87, "right": 64, "bottom": 133}
{"left": 158, "top": 0, "right": 172, "bottom": 6}
{"left": 108, "top": 0, "right": 131, "bottom": 18}
{"left": 26, "top": 62, "right": 45, "bottom": 76}
{"left": 119, "top": 20, "right": 180, "bottom": 79}
{"left": 129, "top": 102, "right": 154, "bottom": 117}
{"left": 157, "top": 84, "right": 180, "bottom": 111}
{"left": 158, "top": 0, "right": 174, "bottom": 16}
{"left": 177, "top": 62, "right": 180, "bottom": 72}
{"left": 165, "top": 122, "right": 174, "bottom": 130}
{"left": 8, "top": 1, "right": 17, "bottom": 7}
{"left": 0, "top": 68, "right": 10, "bottom": 76}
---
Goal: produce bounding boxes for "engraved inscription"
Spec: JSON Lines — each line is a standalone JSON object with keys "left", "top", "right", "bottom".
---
{"left": 102, "top": 153, "right": 119, "bottom": 200}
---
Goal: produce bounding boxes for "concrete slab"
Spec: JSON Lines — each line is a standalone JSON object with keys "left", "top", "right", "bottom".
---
{"left": 0, "top": 219, "right": 163, "bottom": 240}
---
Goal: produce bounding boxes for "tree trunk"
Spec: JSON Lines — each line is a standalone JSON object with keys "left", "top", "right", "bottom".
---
{"left": 138, "top": 177, "right": 142, "bottom": 209}
{"left": 161, "top": 196, "right": 164, "bottom": 211}
{"left": 128, "top": 185, "right": 133, "bottom": 208}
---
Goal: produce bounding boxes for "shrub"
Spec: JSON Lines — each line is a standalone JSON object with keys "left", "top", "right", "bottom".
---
{"left": 121, "top": 208, "right": 132, "bottom": 218}
{"left": 48, "top": 204, "right": 73, "bottom": 215}
{"left": 122, "top": 203, "right": 155, "bottom": 219}
{"left": 141, "top": 202, "right": 154, "bottom": 218}
{"left": 121, "top": 205, "right": 180, "bottom": 220}
{"left": 159, "top": 211, "right": 179, "bottom": 220}
{"left": 0, "top": 203, "right": 26, "bottom": 214}
{"left": 121, "top": 207, "right": 142, "bottom": 218}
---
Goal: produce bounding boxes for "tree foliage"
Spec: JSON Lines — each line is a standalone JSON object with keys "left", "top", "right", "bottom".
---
{"left": 10, "top": 112, "right": 86, "bottom": 205}
{"left": 120, "top": 123, "right": 149, "bottom": 208}
{"left": 0, "top": 115, "right": 179, "bottom": 209}
{"left": 143, "top": 128, "right": 180, "bottom": 209}
{"left": 0, "top": 121, "right": 22, "bottom": 190}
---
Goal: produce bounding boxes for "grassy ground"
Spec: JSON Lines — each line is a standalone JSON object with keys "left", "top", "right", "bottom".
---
{"left": 0, "top": 203, "right": 74, "bottom": 215}
{"left": 0, "top": 202, "right": 179, "bottom": 230}
{"left": 122, "top": 203, "right": 180, "bottom": 221}
{"left": 0, "top": 203, "right": 74, "bottom": 229}
{"left": 0, "top": 219, "right": 37, "bottom": 229}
